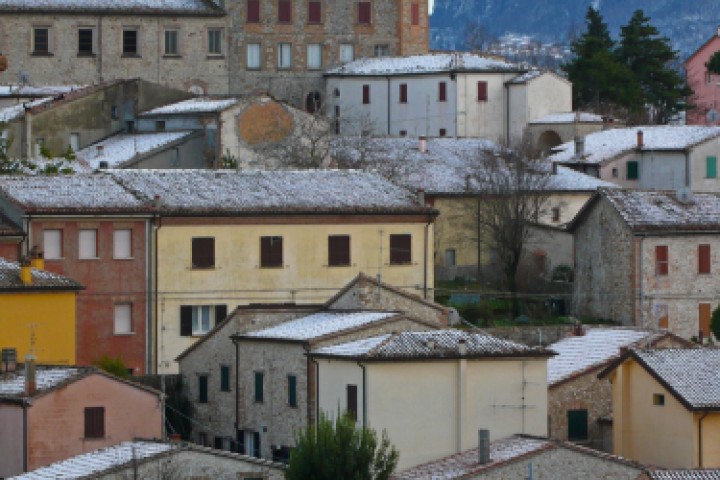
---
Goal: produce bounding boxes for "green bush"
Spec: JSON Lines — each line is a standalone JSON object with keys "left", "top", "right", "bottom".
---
{"left": 93, "top": 355, "right": 129, "bottom": 379}
{"left": 711, "top": 305, "right": 720, "bottom": 340}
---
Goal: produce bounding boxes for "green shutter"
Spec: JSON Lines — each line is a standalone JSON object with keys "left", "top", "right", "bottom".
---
{"left": 220, "top": 365, "right": 230, "bottom": 392}
{"left": 707, "top": 156, "right": 717, "bottom": 178}
{"left": 627, "top": 161, "right": 639, "bottom": 180}
{"left": 254, "top": 372, "right": 263, "bottom": 402}
{"left": 288, "top": 375, "right": 297, "bottom": 407}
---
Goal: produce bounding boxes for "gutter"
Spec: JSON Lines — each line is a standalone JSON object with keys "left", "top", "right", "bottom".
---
{"left": 699, "top": 410, "right": 709, "bottom": 467}
{"left": 357, "top": 361, "right": 367, "bottom": 428}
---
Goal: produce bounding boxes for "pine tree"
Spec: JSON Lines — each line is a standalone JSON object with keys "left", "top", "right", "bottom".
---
{"left": 616, "top": 10, "right": 691, "bottom": 124}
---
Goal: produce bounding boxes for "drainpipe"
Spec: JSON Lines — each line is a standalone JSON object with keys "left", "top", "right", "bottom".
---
{"left": 145, "top": 218, "right": 152, "bottom": 374}
{"left": 685, "top": 150, "right": 691, "bottom": 188}
{"left": 457, "top": 340, "right": 467, "bottom": 452}
{"left": 357, "top": 362, "right": 367, "bottom": 428}
{"left": 234, "top": 339, "right": 239, "bottom": 438}
{"left": 23, "top": 106, "right": 32, "bottom": 159}
{"left": 312, "top": 357, "right": 320, "bottom": 426}
{"left": 153, "top": 215, "right": 162, "bottom": 373}
{"left": 699, "top": 410, "right": 709, "bottom": 467}
{"left": 505, "top": 83, "right": 510, "bottom": 145}
{"left": 97, "top": 15, "right": 104, "bottom": 83}
{"left": 22, "top": 402, "right": 28, "bottom": 472}
{"left": 424, "top": 218, "right": 430, "bottom": 299}
{"left": 305, "top": 343, "right": 313, "bottom": 426}
{"left": 386, "top": 76, "right": 391, "bottom": 136}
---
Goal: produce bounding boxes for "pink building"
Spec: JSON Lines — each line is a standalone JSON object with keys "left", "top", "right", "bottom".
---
{"left": 685, "top": 27, "right": 720, "bottom": 125}
{"left": 0, "top": 365, "right": 162, "bottom": 478}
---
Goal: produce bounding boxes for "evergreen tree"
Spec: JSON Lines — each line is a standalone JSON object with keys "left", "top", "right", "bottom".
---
{"left": 285, "top": 413, "right": 399, "bottom": 480}
{"left": 616, "top": 10, "right": 691, "bottom": 124}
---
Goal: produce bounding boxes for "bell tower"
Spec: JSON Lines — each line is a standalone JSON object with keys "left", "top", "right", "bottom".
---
{"left": 397, "top": 0, "right": 429, "bottom": 55}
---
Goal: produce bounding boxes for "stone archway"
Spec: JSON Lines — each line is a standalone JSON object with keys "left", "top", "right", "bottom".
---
{"left": 537, "top": 130, "right": 562, "bottom": 154}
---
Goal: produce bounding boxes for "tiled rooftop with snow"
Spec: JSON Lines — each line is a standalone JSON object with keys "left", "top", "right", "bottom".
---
{"left": 0, "top": 0, "right": 223, "bottom": 14}
{"left": 76, "top": 131, "right": 195, "bottom": 169}
{"left": 0, "top": 367, "right": 82, "bottom": 398}
{"left": 530, "top": 112, "right": 603, "bottom": 124}
{"left": 140, "top": 98, "right": 239, "bottom": 116}
{"left": 649, "top": 470, "right": 720, "bottom": 480}
{"left": 326, "top": 52, "right": 521, "bottom": 76}
{"left": 0, "top": 258, "right": 82, "bottom": 290}
{"left": 242, "top": 311, "right": 396, "bottom": 341}
{"left": 0, "top": 97, "right": 53, "bottom": 123}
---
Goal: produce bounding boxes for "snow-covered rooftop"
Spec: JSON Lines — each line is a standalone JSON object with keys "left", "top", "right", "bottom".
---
{"left": 547, "top": 328, "right": 654, "bottom": 385}
{"left": 312, "top": 330, "right": 550, "bottom": 359}
{"left": 140, "top": 98, "right": 239, "bottom": 116}
{"left": 506, "top": 70, "right": 545, "bottom": 84}
{"left": 0, "top": 258, "right": 82, "bottom": 291}
{"left": 601, "top": 189, "right": 720, "bottom": 232}
{"left": 530, "top": 112, "right": 604, "bottom": 124}
{"left": 0, "top": 367, "right": 82, "bottom": 398}
{"left": 649, "top": 471, "right": 720, "bottom": 480}
{"left": 76, "top": 131, "right": 195, "bottom": 169}
{"left": 549, "top": 126, "right": 720, "bottom": 164}
{"left": 0, "top": 85, "right": 86, "bottom": 96}
{"left": 11, "top": 441, "right": 174, "bottom": 479}
{"left": 326, "top": 52, "right": 521, "bottom": 76}
{"left": 242, "top": 311, "right": 397, "bottom": 341}
{"left": 0, "top": 97, "right": 53, "bottom": 123}
{"left": 394, "top": 436, "right": 551, "bottom": 479}
{"left": 332, "top": 137, "right": 615, "bottom": 194}
{"left": 632, "top": 349, "right": 720, "bottom": 409}
{"left": 0, "top": 0, "right": 223, "bottom": 15}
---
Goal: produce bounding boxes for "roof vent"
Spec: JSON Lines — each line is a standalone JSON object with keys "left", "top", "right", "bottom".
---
{"left": 98, "top": 160, "right": 109, "bottom": 169}
{"left": 478, "top": 429, "right": 490, "bottom": 465}
{"left": 426, "top": 339, "right": 436, "bottom": 351}
{"left": 96, "top": 145, "right": 104, "bottom": 157}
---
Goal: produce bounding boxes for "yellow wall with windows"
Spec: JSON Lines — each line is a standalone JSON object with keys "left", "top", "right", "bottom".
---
{"left": 156, "top": 220, "right": 434, "bottom": 373}
{"left": 0, "top": 291, "right": 77, "bottom": 365}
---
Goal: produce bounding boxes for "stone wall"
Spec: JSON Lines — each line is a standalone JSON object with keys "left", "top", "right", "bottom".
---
{"left": 482, "top": 325, "right": 575, "bottom": 347}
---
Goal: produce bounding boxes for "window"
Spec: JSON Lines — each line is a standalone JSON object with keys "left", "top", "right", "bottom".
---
{"left": 358, "top": 1, "right": 371, "bottom": 24}
{"left": 438, "top": 81, "right": 447, "bottom": 102}
{"left": 411, "top": 2, "right": 420, "bottom": 25}
{"left": 247, "top": 43, "right": 261, "bottom": 69}
{"left": 278, "top": 0, "right": 292, "bottom": 22}
{"left": 33, "top": 27, "right": 50, "bottom": 54}
{"left": 308, "top": 1, "right": 322, "bottom": 22}
{"left": 362, "top": 84, "right": 370, "bottom": 104}
{"left": 254, "top": 371, "right": 264, "bottom": 402}
{"left": 164, "top": 29, "right": 179, "bottom": 55}
{"left": 247, "top": 0, "right": 260, "bottom": 22}
{"left": 699, "top": 303, "right": 712, "bottom": 337}
{"left": 346, "top": 384, "right": 358, "bottom": 421}
{"left": 477, "top": 81, "right": 488, "bottom": 102}
{"left": 155, "top": 120, "right": 166, "bottom": 131}
{"left": 259, "top": 236, "right": 283, "bottom": 268}
{"left": 699, "top": 244, "right": 711, "bottom": 274}
{"left": 44, "top": 229, "right": 62, "bottom": 259}
{"left": 79, "top": 229, "right": 98, "bottom": 259}
{"left": 707, "top": 156, "right": 717, "bottom": 178}
{"left": 198, "top": 374, "right": 208, "bottom": 403}
{"left": 328, "top": 235, "right": 350, "bottom": 266}
{"left": 655, "top": 245, "right": 668, "bottom": 276}
{"left": 374, "top": 44, "right": 388, "bottom": 57}
{"left": 552, "top": 207, "right": 561, "bottom": 223}
{"left": 399, "top": 130, "right": 407, "bottom": 137}
{"left": 78, "top": 28, "right": 94, "bottom": 55}
{"left": 439, "top": 128, "right": 446, "bottom": 137}
{"left": 334, "top": 105, "right": 340, "bottom": 134}
{"left": 567, "top": 409, "right": 588, "bottom": 441}
{"left": 653, "top": 393, "right": 665, "bottom": 406}
{"left": 612, "top": 167, "right": 618, "bottom": 178}
{"left": 288, "top": 374, "right": 297, "bottom": 407}
{"left": 180, "top": 304, "right": 227, "bottom": 336}
{"left": 192, "top": 237, "right": 215, "bottom": 269}
{"left": 306, "top": 43, "right": 322, "bottom": 69}
{"left": 627, "top": 160, "right": 639, "bottom": 180}
{"left": 220, "top": 365, "right": 231, "bottom": 392}
{"left": 84, "top": 407, "right": 105, "bottom": 439}
{"left": 198, "top": 432, "right": 208, "bottom": 446}
{"left": 122, "top": 28, "right": 139, "bottom": 55}
{"left": 399, "top": 83, "right": 408, "bottom": 104}
{"left": 277, "top": 42, "right": 292, "bottom": 69}
{"left": 214, "top": 437, "right": 225, "bottom": 450}
{"left": 445, "top": 248, "right": 456, "bottom": 267}
{"left": 389, "top": 234, "right": 411, "bottom": 265}
{"left": 113, "top": 229, "right": 132, "bottom": 259}
{"left": 339, "top": 44, "right": 354, "bottom": 64}
{"left": 306, "top": 91, "right": 321, "bottom": 113}
{"left": 1, "top": 348, "right": 17, "bottom": 371}
{"left": 208, "top": 28, "right": 222, "bottom": 55}
{"left": 114, "top": 304, "right": 132, "bottom": 334}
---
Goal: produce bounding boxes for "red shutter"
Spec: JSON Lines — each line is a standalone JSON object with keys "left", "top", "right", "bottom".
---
{"left": 699, "top": 244, "right": 711, "bottom": 274}
{"left": 655, "top": 245, "right": 668, "bottom": 275}
{"left": 247, "top": 0, "right": 260, "bottom": 22}
{"left": 308, "top": 1, "right": 321, "bottom": 23}
{"left": 358, "top": 1, "right": 371, "bottom": 24}
{"left": 362, "top": 84, "right": 370, "bottom": 104}
{"left": 411, "top": 2, "right": 419, "bottom": 25}
{"left": 278, "top": 0, "right": 292, "bottom": 22}
{"left": 477, "top": 81, "right": 488, "bottom": 102}
{"left": 399, "top": 83, "right": 407, "bottom": 103}
{"left": 438, "top": 81, "right": 446, "bottom": 102}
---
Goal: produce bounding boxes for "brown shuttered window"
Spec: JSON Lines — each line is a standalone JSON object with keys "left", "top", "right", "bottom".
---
{"left": 346, "top": 384, "right": 358, "bottom": 421}
{"left": 699, "top": 244, "right": 711, "bottom": 274}
{"left": 411, "top": 2, "right": 420, "bottom": 25}
{"left": 438, "top": 81, "right": 446, "bottom": 102}
{"left": 180, "top": 305, "right": 193, "bottom": 336}
{"left": 655, "top": 245, "right": 668, "bottom": 276}
{"left": 308, "top": 1, "right": 322, "bottom": 23}
{"left": 278, "top": 0, "right": 292, "bottom": 22}
{"left": 260, "top": 236, "right": 283, "bottom": 268}
{"left": 699, "top": 303, "right": 712, "bottom": 337}
{"left": 192, "top": 237, "right": 215, "bottom": 269}
{"left": 328, "top": 235, "right": 350, "bottom": 266}
{"left": 358, "top": 1, "right": 371, "bottom": 24}
{"left": 399, "top": 83, "right": 408, "bottom": 103}
{"left": 477, "top": 81, "right": 488, "bottom": 102}
{"left": 362, "top": 84, "right": 370, "bottom": 104}
{"left": 389, "top": 234, "right": 412, "bottom": 265}
{"left": 247, "top": 0, "right": 260, "bottom": 22}
{"left": 84, "top": 407, "right": 105, "bottom": 439}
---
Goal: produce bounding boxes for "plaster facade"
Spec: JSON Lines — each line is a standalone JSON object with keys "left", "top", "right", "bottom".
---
{"left": 507, "top": 72, "right": 572, "bottom": 144}
{"left": 685, "top": 29, "right": 720, "bottom": 126}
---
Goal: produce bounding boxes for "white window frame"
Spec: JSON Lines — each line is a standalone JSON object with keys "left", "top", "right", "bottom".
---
{"left": 246, "top": 43, "right": 261, "bottom": 69}
{"left": 113, "top": 229, "right": 132, "bottom": 259}
{"left": 114, "top": 303, "right": 133, "bottom": 334}
{"left": 306, "top": 43, "right": 322, "bottom": 70}
{"left": 277, "top": 42, "right": 292, "bottom": 69}
{"left": 79, "top": 229, "right": 98, "bottom": 259}
{"left": 43, "top": 229, "right": 62, "bottom": 259}
{"left": 192, "top": 305, "right": 214, "bottom": 335}
{"left": 164, "top": 29, "right": 179, "bottom": 56}
{"left": 339, "top": 44, "right": 354, "bottom": 64}
{"left": 208, "top": 28, "right": 222, "bottom": 55}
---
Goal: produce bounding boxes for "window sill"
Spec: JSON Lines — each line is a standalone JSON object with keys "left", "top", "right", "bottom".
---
{"left": 277, "top": 67, "right": 293, "bottom": 71}
{"left": 388, "top": 262, "right": 413, "bottom": 266}
{"left": 191, "top": 266, "right": 216, "bottom": 270}
{"left": 191, "top": 333, "right": 210, "bottom": 338}
{"left": 45, "top": 257, "right": 65, "bottom": 261}
{"left": 83, "top": 436, "right": 107, "bottom": 441}
{"left": 113, "top": 257, "right": 135, "bottom": 260}
{"left": 31, "top": 52, "right": 53, "bottom": 57}
{"left": 114, "top": 332, "right": 135, "bottom": 336}
{"left": 121, "top": 54, "right": 142, "bottom": 58}
{"left": 259, "top": 265, "right": 285, "bottom": 269}
{"left": 77, "top": 53, "right": 96, "bottom": 58}
{"left": 163, "top": 54, "right": 182, "bottom": 58}
{"left": 326, "top": 264, "right": 351, "bottom": 268}
{"left": 206, "top": 54, "right": 225, "bottom": 59}
{"left": 246, "top": 66, "right": 262, "bottom": 71}
{"left": 79, "top": 257, "right": 100, "bottom": 261}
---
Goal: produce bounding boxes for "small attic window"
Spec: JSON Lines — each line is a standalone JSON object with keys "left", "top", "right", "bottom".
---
{"left": 653, "top": 393, "right": 665, "bottom": 406}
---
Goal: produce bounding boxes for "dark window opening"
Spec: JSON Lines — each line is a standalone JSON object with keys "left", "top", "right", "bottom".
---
{"left": 699, "top": 244, "right": 711, "bottom": 274}
{"left": 477, "top": 81, "right": 488, "bottom": 102}
{"left": 399, "top": 83, "right": 408, "bottom": 103}
{"left": 278, "top": 0, "right": 292, "bottom": 22}
{"left": 627, "top": 160, "right": 639, "bottom": 180}
{"left": 653, "top": 393, "right": 665, "bottom": 406}
{"left": 78, "top": 28, "right": 93, "bottom": 55}
{"left": 247, "top": 0, "right": 260, "bottom": 22}
{"left": 308, "top": 1, "right": 322, "bottom": 22}
{"left": 567, "top": 409, "right": 588, "bottom": 441}
{"left": 123, "top": 29, "right": 138, "bottom": 55}
{"left": 34, "top": 28, "right": 49, "bottom": 54}
{"left": 655, "top": 245, "right": 668, "bottom": 276}
{"left": 306, "top": 91, "right": 322, "bottom": 114}
{"left": 254, "top": 371, "right": 264, "bottom": 402}
{"left": 192, "top": 237, "right": 215, "bottom": 269}
{"left": 346, "top": 384, "right": 358, "bottom": 421}
{"left": 411, "top": 2, "right": 420, "bottom": 25}
{"left": 155, "top": 120, "right": 166, "bottom": 131}
{"left": 389, "top": 234, "right": 412, "bottom": 265}
{"left": 438, "top": 81, "right": 447, "bottom": 102}
{"left": 439, "top": 128, "right": 447, "bottom": 137}
{"left": 328, "top": 235, "right": 351, "bottom": 266}
{"left": 84, "top": 407, "right": 105, "bottom": 439}
{"left": 198, "top": 375, "right": 208, "bottom": 403}
{"left": 260, "top": 236, "right": 283, "bottom": 268}
{"left": 220, "top": 365, "right": 231, "bottom": 392}
{"left": 288, "top": 374, "right": 297, "bottom": 407}
{"left": 362, "top": 84, "right": 370, "bottom": 104}
{"left": 214, "top": 437, "right": 224, "bottom": 449}
{"left": 358, "top": 1, "right": 371, "bottom": 24}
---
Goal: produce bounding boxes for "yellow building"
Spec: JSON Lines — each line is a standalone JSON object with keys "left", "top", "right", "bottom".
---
{"left": 599, "top": 348, "right": 720, "bottom": 469}
{"left": 0, "top": 257, "right": 82, "bottom": 365}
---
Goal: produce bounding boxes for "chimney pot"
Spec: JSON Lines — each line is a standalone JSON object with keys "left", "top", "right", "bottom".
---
{"left": 419, "top": 135, "right": 427, "bottom": 153}
{"left": 574, "top": 136, "right": 584, "bottom": 160}
{"left": 417, "top": 188, "right": 426, "bottom": 205}
{"left": 551, "top": 162, "right": 558, "bottom": 175}
{"left": 19, "top": 257, "right": 32, "bottom": 285}
{"left": 637, "top": 130, "right": 644, "bottom": 149}
{"left": 458, "top": 338, "right": 467, "bottom": 355}
{"left": 96, "top": 145, "right": 104, "bottom": 157}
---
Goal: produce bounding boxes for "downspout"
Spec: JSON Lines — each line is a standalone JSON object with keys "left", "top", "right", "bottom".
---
{"left": 145, "top": 218, "right": 152, "bottom": 374}
{"left": 22, "top": 403, "right": 28, "bottom": 472}
{"left": 23, "top": 215, "right": 31, "bottom": 258}
{"left": 637, "top": 235, "right": 645, "bottom": 327}
{"left": 153, "top": 215, "right": 162, "bottom": 373}
{"left": 305, "top": 343, "right": 313, "bottom": 426}
{"left": 505, "top": 83, "right": 510, "bottom": 145}
{"left": 97, "top": 15, "right": 104, "bottom": 83}
{"left": 357, "top": 362, "right": 367, "bottom": 428}
{"left": 685, "top": 149, "right": 691, "bottom": 188}
{"left": 234, "top": 338, "right": 239, "bottom": 437}
{"left": 424, "top": 219, "right": 430, "bottom": 299}
{"left": 698, "top": 410, "right": 709, "bottom": 467}
{"left": 386, "top": 76, "right": 391, "bottom": 136}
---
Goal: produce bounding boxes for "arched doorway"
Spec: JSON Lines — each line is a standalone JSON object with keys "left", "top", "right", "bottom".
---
{"left": 537, "top": 130, "right": 562, "bottom": 154}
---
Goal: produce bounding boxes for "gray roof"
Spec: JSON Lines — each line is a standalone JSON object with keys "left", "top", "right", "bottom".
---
{"left": 0, "top": 0, "right": 224, "bottom": 15}
{"left": 312, "top": 330, "right": 553, "bottom": 360}
{"left": 632, "top": 349, "right": 720, "bottom": 410}
{"left": 0, "top": 213, "right": 22, "bottom": 236}
{"left": 0, "top": 258, "right": 82, "bottom": 291}
{"left": 650, "top": 471, "right": 720, "bottom": 480}
{"left": 0, "top": 366, "right": 85, "bottom": 399}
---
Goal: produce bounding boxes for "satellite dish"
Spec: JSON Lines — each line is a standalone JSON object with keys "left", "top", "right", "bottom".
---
{"left": 707, "top": 108, "right": 720, "bottom": 123}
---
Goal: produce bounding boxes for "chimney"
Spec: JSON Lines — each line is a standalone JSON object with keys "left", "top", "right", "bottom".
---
{"left": 574, "top": 136, "right": 584, "bottom": 160}
{"left": 572, "top": 321, "right": 585, "bottom": 336}
{"left": 419, "top": 135, "right": 427, "bottom": 153}
{"left": 602, "top": 116, "right": 614, "bottom": 130}
{"left": 153, "top": 194, "right": 161, "bottom": 209}
{"left": 96, "top": 145, "right": 104, "bottom": 157}
{"left": 637, "top": 130, "right": 644, "bottom": 149}
{"left": 551, "top": 162, "right": 558, "bottom": 175}
{"left": 458, "top": 338, "right": 467, "bottom": 355}
{"left": 417, "top": 188, "right": 426, "bottom": 205}
{"left": 427, "top": 339, "right": 436, "bottom": 351}
{"left": 25, "top": 354, "right": 36, "bottom": 396}
{"left": 30, "top": 248, "right": 44, "bottom": 271}
{"left": 19, "top": 257, "right": 32, "bottom": 285}
{"left": 478, "top": 429, "right": 490, "bottom": 465}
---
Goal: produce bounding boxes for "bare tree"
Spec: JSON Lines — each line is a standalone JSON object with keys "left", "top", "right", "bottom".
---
{"left": 463, "top": 20, "right": 497, "bottom": 51}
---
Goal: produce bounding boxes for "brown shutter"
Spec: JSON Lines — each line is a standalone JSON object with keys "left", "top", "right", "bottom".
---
{"left": 328, "top": 235, "right": 350, "bottom": 266}
{"left": 261, "top": 236, "right": 283, "bottom": 268}
{"left": 477, "top": 81, "right": 488, "bottom": 102}
{"left": 438, "top": 81, "right": 446, "bottom": 102}
{"left": 84, "top": 407, "right": 104, "bottom": 438}
{"left": 411, "top": 2, "right": 419, "bottom": 25}
{"left": 346, "top": 384, "right": 358, "bottom": 421}
{"left": 699, "top": 244, "right": 711, "bottom": 274}
{"left": 399, "top": 83, "right": 408, "bottom": 103}
{"left": 278, "top": 0, "right": 292, "bottom": 22}
{"left": 180, "top": 306, "right": 193, "bottom": 337}
{"left": 358, "top": 2, "right": 371, "bottom": 24}
{"left": 362, "top": 84, "right": 370, "bottom": 104}
{"left": 655, "top": 245, "right": 668, "bottom": 275}
{"left": 215, "top": 304, "right": 228, "bottom": 325}
{"left": 247, "top": 0, "right": 260, "bottom": 22}
{"left": 699, "top": 303, "right": 712, "bottom": 337}
{"left": 308, "top": 1, "right": 322, "bottom": 22}
{"left": 390, "top": 234, "right": 412, "bottom": 265}
{"left": 192, "top": 237, "right": 215, "bottom": 269}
